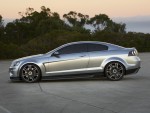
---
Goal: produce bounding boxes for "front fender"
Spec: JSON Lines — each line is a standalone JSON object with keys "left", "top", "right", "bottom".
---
{"left": 17, "top": 60, "right": 46, "bottom": 77}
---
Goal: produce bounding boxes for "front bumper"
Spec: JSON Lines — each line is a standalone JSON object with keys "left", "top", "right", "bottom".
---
{"left": 10, "top": 77, "right": 21, "bottom": 80}
{"left": 9, "top": 67, "right": 20, "bottom": 79}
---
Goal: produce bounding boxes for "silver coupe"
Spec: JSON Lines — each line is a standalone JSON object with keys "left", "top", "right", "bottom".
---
{"left": 9, "top": 41, "right": 141, "bottom": 83}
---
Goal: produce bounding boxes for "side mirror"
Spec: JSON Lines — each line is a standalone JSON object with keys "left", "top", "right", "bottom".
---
{"left": 52, "top": 51, "right": 60, "bottom": 57}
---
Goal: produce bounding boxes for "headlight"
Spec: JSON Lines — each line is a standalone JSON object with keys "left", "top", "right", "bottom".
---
{"left": 128, "top": 50, "right": 138, "bottom": 56}
{"left": 13, "top": 61, "right": 20, "bottom": 67}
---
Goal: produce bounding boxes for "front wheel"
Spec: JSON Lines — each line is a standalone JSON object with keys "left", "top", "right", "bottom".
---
{"left": 20, "top": 64, "right": 41, "bottom": 83}
{"left": 105, "top": 62, "right": 125, "bottom": 81}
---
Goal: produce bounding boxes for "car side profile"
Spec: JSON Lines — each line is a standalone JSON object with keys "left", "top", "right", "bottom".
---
{"left": 9, "top": 41, "right": 141, "bottom": 83}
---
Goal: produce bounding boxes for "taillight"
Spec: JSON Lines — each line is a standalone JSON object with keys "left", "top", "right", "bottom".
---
{"left": 128, "top": 50, "right": 138, "bottom": 56}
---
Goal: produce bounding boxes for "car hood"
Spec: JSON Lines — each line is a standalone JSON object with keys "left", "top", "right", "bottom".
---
{"left": 14, "top": 54, "right": 44, "bottom": 62}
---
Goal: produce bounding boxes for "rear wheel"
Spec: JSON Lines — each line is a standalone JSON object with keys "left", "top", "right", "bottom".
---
{"left": 20, "top": 64, "right": 41, "bottom": 83}
{"left": 105, "top": 62, "right": 125, "bottom": 81}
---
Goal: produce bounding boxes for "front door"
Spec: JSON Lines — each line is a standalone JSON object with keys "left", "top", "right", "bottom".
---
{"left": 44, "top": 43, "right": 89, "bottom": 76}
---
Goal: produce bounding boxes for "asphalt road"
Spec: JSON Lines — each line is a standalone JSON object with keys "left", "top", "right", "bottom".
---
{"left": 0, "top": 53, "right": 150, "bottom": 113}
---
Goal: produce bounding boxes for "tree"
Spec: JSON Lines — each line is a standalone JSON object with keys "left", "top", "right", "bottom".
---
{"left": 63, "top": 11, "right": 89, "bottom": 27}
{"left": 88, "top": 14, "right": 110, "bottom": 31}
{"left": 88, "top": 14, "right": 126, "bottom": 33}
{"left": 0, "top": 15, "right": 3, "bottom": 27}
{"left": 63, "top": 11, "right": 90, "bottom": 33}
{"left": 3, "top": 6, "right": 70, "bottom": 44}
{"left": 105, "top": 21, "right": 126, "bottom": 33}
{"left": 0, "top": 15, "right": 4, "bottom": 39}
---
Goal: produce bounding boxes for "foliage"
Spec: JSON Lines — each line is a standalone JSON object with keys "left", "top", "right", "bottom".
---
{"left": 0, "top": 6, "right": 150, "bottom": 59}
{"left": 63, "top": 11, "right": 89, "bottom": 27}
{"left": 88, "top": 14, "right": 126, "bottom": 33}
{"left": 0, "top": 15, "right": 4, "bottom": 39}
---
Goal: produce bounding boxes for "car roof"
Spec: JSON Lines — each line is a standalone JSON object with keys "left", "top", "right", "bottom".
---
{"left": 65, "top": 41, "right": 125, "bottom": 50}
{"left": 45, "top": 41, "right": 125, "bottom": 55}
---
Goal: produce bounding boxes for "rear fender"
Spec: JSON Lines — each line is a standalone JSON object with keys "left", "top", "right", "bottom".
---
{"left": 101, "top": 57, "right": 127, "bottom": 71}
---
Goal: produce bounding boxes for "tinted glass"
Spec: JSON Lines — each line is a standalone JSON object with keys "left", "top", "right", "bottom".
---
{"left": 88, "top": 43, "right": 108, "bottom": 52}
{"left": 58, "top": 44, "right": 87, "bottom": 54}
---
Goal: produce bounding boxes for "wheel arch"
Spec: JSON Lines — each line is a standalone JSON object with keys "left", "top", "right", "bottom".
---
{"left": 18, "top": 62, "right": 43, "bottom": 78}
{"left": 101, "top": 57, "right": 127, "bottom": 72}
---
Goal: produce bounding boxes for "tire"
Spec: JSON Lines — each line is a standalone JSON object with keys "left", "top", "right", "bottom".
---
{"left": 20, "top": 64, "right": 41, "bottom": 83}
{"left": 105, "top": 62, "right": 125, "bottom": 81}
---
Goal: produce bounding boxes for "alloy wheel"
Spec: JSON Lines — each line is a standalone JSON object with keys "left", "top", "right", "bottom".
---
{"left": 21, "top": 64, "right": 41, "bottom": 83}
{"left": 105, "top": 62, "right": 125, "bottom": 81}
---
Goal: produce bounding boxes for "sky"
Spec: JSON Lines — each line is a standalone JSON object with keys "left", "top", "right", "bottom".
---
{"left": 0, "top": 0, "right": 150, "bottom": 19}
{"left": 0, "top": 0, "right": 150, "bottom": 33}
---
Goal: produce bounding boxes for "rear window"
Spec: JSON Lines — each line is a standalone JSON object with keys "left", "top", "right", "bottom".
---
{"left": 88, "top": 43, "right": 108, "bottom": 52}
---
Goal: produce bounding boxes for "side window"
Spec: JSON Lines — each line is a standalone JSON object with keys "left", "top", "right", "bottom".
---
{"left": 88, "top": 43, "right": 108, "bottom": 52}
{"left": 57, "top": 44, "right": 87, "bottom": 54}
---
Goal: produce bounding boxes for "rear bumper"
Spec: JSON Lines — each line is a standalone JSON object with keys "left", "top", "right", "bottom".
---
{"left": 126, "top": 67, "right": 140, "bottom": 75}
